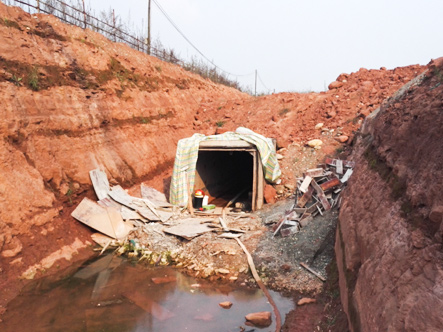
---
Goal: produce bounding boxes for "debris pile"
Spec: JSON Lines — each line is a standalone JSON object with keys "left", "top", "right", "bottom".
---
{"left": 71, "top": 169, "right": 257, "bottom": 268}
{"left": 273, "top": 158, "right": 354, "bottom": 237}
{"left": 71, "top": 169, "right": 176, "bottom": 245}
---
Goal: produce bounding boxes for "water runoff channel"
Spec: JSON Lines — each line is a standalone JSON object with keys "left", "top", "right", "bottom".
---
{"left": 2, "top": 254, "right": 294, "bottom": 331}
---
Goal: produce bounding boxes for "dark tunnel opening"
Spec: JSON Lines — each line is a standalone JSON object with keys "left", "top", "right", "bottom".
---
{"left": 195, "top": 150, "right": 254, "bottom": 208}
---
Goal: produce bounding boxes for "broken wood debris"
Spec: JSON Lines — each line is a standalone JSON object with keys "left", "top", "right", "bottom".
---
{"left": 273, "top": 158, "right": 354, "bottom": 237}
{"left": 72, "top": 168, "right": 176, "bottom": 240}
{"left": 162, "top": 218, "right": 214, "bottom": 240}
{"left": 71, "top": 198, "right": 133, "bottom": 239}
{"left": 300, "top": 262, "right": 326, "bottom": 282}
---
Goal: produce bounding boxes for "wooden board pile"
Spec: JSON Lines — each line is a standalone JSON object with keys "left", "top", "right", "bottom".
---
{"left": 273, "top": 158, "right": 355, "bottom": 237}
{"left": 71, "top": 169, "right": 174, "bottom": 240}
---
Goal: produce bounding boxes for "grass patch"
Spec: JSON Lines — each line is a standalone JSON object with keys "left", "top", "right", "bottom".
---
{"left": 0, "top": 55, "right": 163, "bottom": 95}
{"left": 434, "top": 67, "right": 443, "bottom": 82}
{"left": 27, "top": 66, "right": 40, "bottom": 91}
{"left": 215, "top": 120, "right": 225, "bottom": 127}
{"left": 1, "top": 18, "right": 21, "bottom": 30}
{"left": 10, "top": 74, "right": 22, "bottom": 86}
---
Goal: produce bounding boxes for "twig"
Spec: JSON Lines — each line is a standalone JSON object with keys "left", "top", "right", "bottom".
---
{"left": 225, "top": 188, "right": 249, "bottom": 208}
{"left": 235, "top": 238, "right": 282, "bottom": 332}
{"left": 99, "top": 240, "right": 111, "bottom": 256}
{"left": 300, "top": 262, "right": 326, "bottom": 282}
{"left": 218, "top": 217, "right": 229, "bottom": 232}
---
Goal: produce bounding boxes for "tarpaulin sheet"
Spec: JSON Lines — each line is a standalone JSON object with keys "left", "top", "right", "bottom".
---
{"left": 169, "top": 127, "right": 281, "bottom": 206}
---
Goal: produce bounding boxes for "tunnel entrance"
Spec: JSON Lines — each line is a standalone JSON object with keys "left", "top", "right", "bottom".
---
{"left": 193, "top": 140, "right": 264, "bottom": 211}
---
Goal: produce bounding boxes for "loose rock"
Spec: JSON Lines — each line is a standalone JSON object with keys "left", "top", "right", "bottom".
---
{"left": 307, "top": 139, "right": 323, "bottom": 149}
{"left": 245, "top": 311, "right": 272, "bottom": 327}
{"left": 219, "top": 301, "right": 233, "bottom": 309}
{"left": 337, "top": 135, "right": 349, "bottom": 143}
{"left": 264, "top": 185, "right": 277, "bottom": 204}
{"left": 297, "top": 297, "right": 317, "bottom": 306}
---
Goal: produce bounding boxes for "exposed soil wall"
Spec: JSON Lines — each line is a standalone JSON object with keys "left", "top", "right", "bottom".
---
{"left": 0, "top": 2, "right": 247, "bottom": 308}
{"left": 336, "top": 59, "right": 443, "bottom": 331}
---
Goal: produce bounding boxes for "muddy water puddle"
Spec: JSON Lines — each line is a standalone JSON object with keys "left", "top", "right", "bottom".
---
{"left": 2, "top": 254, "right": 294, "bottom": 331}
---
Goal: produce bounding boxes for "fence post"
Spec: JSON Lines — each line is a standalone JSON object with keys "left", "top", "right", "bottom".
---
{"left": 147, "top": 0, "right": 151, "bottom": 55}
{"left": 37, "top": 0, "right": 40, "bottom": 13}
{"left": 82, "top": 0, "right": 86, "bottom": 29}
{"left": 112, "top": 9, "right": 116, "bottom": 42}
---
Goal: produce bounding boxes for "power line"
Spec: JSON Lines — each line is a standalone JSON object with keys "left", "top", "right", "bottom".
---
{"left": 257, "top": 72, "right": 271, "bottom": 92}
{"left": 152, "top": 0, "right": 254, "bottom": 78}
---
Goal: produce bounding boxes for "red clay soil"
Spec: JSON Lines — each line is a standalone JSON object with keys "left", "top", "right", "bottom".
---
{"left": 0, "top": 2, "right": 436, "bottom": 330}
{"left": 336, "top": 58, "right": 443, "bottom": 331}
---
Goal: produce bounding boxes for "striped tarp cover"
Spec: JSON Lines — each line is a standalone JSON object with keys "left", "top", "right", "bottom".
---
{"left": 169, "top": 127, "right": 281, "bottom": 206}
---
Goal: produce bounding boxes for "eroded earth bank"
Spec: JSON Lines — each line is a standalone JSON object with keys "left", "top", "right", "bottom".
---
{"left": 0, "top": 3, "right": 441, "bottom": 331}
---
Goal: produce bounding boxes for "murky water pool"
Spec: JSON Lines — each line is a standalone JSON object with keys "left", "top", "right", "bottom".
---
{"left": 2, "top": 255, "right": 294, "bottom": 331}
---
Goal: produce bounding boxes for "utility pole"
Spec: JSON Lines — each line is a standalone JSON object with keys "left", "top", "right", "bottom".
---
{"left": 147, "top": 0, "right": 151, "bottom": 55}
{"left": 254, "top": 69, "right": 257, "bottom": 97}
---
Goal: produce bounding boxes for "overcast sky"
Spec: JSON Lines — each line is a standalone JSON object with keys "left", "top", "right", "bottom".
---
{"left": 84, "top": 0, "right": 443, "bottom": 94}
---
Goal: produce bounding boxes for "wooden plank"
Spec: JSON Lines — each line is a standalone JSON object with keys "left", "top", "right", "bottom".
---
{"left": 107, "top": 207, "right": 134, "bottom": 238}
{"left": 273, "top": 217, "right": 286, "bottom": 236}
{"left": 98, "top": 198, "right": 147, "bottom": 222}
{"left": 325, "top": 158, "right": 355, "bottom": 168}
{"left": 316, "top": 204, "right": 323, "bottom": 216}
{"left": 286, "top": 210, "right": 299, "bottom": 220}
{"left": 108, "top": 185, "right": 160, "bottom": 221}
{"left": 256, "top": 154, "right": 264, "bottom": 210}
{"left": 304, "top": 168, "right": 324, "bottom": 178}
{"left": 297, "top": 186, "right": 314, "bottom": 208}
{"left": 218, "top": 217, "right": 229, "bottom": 231}
{"left": 163, "top": 219, "right": 213, "bottom": 240}
{"left": 71, "top": 198, "right": 131, "bottom": 239}
{"left": 218, "top": 233, "right": 243, "bottom": 239}
{"left": 141, "top": 184, "right": 173, "bottom": 207}
{"left": 340, "top": 168, "right": 353, "bottom": 183}
{"left": 90, "top": 233, "right": 118, "bottom": 248}
{"left": 120, "top": 206, "right": 144, "bottom": 221}
{"left": 199, "top": 140, "right": 254, "bottom": 148}
{"left": 89, "top": 169, "right": 110, "bottom": 200}
{"left": 293, "top": 208, "right": 307, "bottom": 214}
{"left": 285, "top": 220, "right": 299, "bottom": 226}
{"left": 310, "top": 180, "right": 331, "bottom": 211}
{"left": 306, "top": 202, "right": 319, "bottom": 214}
{"left": 336, "top": 159, "right": 343, "bottom": 174}
{"left": 97, "top": 197, "right": 120, "bottom": 208}
{"left": 320, "top": 178, "right": 341, "bottom": 191}
{"left": 252, "top": 150, "right": 257, "bottom": 211}
{"left": 299, "top": 176, "right": 312, "bottom": 193}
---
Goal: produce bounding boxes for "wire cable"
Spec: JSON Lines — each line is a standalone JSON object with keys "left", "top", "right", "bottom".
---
{"left": 257, "top": 72, "right": 272, "bottom": 92}
{"left": 152, "top": 0, "right": 254, "bottom": 78}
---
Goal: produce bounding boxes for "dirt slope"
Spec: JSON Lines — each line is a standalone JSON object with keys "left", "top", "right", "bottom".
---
{"left": 0, "top": 2, "right": 247, "bottom": 309}
{"left": 336, "top": 58, "right": 443, "bottom": 331}
{"left": 0, "top": 2, "right": 431, "bottom": 324}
